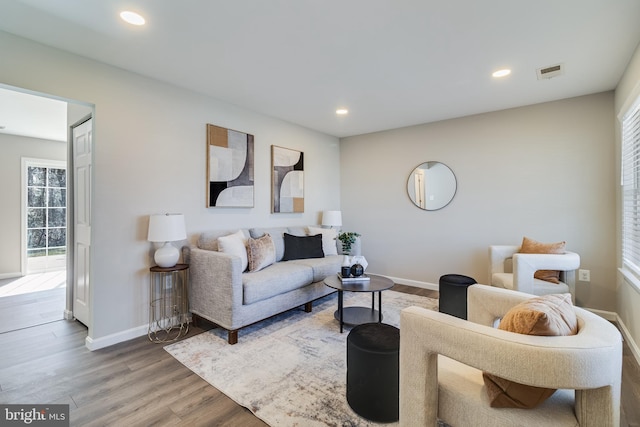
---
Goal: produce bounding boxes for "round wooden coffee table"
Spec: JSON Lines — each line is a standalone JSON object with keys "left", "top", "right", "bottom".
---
{"left": 324, "top": 274, "right": 395, "bottom": 333}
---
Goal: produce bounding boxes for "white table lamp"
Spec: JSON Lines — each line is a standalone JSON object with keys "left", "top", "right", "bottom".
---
{"left": 148, "top": 213, "right": 187, "bottom": 268}
{"left": 321, "top": 210, "right": 342, "bottom": 228}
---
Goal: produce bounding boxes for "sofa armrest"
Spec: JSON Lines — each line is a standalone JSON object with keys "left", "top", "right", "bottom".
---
{"left": 512, "top": 251, "right": 580, "bottom": 294}
{"left": 400, "top": 301, "right": 622, "bottom": 427}
{"left": 467, "top": 284, "right": 534, "bottom": 326}
{"left": 188, "top": 246, "right": 244, "bottom": 329}
{"left": 488, "top": 245, "right": 519, "bottom": 280}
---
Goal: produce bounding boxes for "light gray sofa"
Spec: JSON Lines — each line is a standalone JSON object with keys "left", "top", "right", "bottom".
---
{"left": 185, "top": 226, "right": 342, "bottom": 344}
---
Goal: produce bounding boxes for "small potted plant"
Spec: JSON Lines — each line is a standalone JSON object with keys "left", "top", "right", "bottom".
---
{"left": 337, "top": 231, "right": 361, "bottom": 256}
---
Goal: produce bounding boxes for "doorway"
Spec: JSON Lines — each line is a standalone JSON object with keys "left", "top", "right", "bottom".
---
{"left": 0, "top": 84, "right": 93, "bottom": 334}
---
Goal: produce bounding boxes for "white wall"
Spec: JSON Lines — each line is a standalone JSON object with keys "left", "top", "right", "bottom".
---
{"left": 340, "top": 92, "right": 616, "bottom": 311}
{"left": 0, "top": 31, "right": 340, "bottom": 347}
{"left": 0, "top": 133, "right": 67, "bottom": 277}
{"left": 615, "top": 41, "right": 640, "bottom": 355}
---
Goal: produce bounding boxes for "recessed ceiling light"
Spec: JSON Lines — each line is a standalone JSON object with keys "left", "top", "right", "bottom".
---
{"left": 492, "top": 69, "right": 511, "bottom": 78}
{"left": 120, "top": 11, "right": 146, "bottom": 26}
{"left": 336, "top": 109, "right": 349, "bottom": 115}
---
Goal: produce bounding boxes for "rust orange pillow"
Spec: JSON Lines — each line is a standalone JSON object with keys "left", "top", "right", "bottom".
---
{"left": 482, "top": 293, "right": 577, "bottom": 408}
{"left": 519, "top": 236, "right": 566, "bottom": 283}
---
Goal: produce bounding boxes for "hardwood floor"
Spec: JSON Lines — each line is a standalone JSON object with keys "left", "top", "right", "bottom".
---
{"left": 0, "top": 271, "right": 66, "bottom": 333}
{"left": 0, "top": 284, "right": 637, "bottom": 426}
{"left": 0, "top": 320, "right": 266, "bottom": 427}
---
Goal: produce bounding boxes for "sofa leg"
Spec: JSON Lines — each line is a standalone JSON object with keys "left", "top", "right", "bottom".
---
{"left": 304, "top": 302, "right": 313, "bottom": 313}
{"left": 228, "top": 330, "right": 238, "bottom": 345}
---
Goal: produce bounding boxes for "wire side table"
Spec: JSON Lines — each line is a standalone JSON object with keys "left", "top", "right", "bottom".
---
{"left": 148, "top": 263, "right": 189, "bottom": 343}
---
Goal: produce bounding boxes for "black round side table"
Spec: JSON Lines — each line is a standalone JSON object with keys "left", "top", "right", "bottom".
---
{"left": 346, "top": 322, "right": 400, "bottom": 422}
{"left": 438, "top": 274, "right": 477, "bottom": 320}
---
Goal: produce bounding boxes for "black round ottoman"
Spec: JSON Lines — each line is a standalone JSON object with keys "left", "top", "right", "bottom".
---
{"left": 439, "top": 274, "right": 477, "bottom": 320}
{"left": 346, "top": 322, "right": 400, "bottom": 422}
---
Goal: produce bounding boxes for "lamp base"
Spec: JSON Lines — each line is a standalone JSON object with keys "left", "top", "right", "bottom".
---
{"left": 154, "top": 242, "right": 179, "bottom": 268}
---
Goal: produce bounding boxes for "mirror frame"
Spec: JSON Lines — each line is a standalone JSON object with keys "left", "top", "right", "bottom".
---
{"left": 406, "top": 161, "right": 457, "bottom": 211}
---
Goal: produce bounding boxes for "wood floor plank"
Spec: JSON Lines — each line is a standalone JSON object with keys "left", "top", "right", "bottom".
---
{"left": 0, "top": 288, "right": 65, "bottom": 333}
{"left": 621, "top": 343, "right": 640, "bottom": 427}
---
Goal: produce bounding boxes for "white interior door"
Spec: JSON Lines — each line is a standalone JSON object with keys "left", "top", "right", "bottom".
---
{"left": 72, "top": 118, "right": 92, "bottom": 327}
{"left": 414, "top": 169, "right": 426, "bottom": 209}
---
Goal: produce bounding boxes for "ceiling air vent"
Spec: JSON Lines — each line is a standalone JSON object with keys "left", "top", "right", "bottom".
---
{"left": 536, "top": 63, "right": 564, "bottom": 80}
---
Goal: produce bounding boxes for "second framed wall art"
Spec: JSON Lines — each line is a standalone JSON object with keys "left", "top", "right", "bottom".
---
{"left": 271, "top": 145, "right": 304, "bottom": 213}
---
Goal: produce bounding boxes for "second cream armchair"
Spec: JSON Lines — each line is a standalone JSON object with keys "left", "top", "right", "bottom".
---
{"left": 489, "top": 244, "right": 580, "bottom": 301}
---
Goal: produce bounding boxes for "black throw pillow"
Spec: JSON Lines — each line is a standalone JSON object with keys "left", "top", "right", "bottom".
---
{"left": 282, "top": 233, "right": 325, "bottom": 261}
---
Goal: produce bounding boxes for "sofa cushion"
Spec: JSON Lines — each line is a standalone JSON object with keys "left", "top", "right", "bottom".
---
{"left": 247, "top": 234, "right": 276, "bottom": 272}
{"left": 519, "top": 237, "right": 566, "bottom": 283}
{"left": 218, "top": 230, "right": 248, "bottom": 272}
{"left": 282, "top": 233, "right": 324, "bottom": 261}
{"left": 286, "top": 226, "right": 308, "bottom": 237}
{"left": 482, "top": 293, "right": 577, "bottom": 409}
{"left": 243, "top": 262, "right": 314, "bottom": 304}
{"left": 250, "top": 227, "right": 288, "bottom": 262}
{"left": 198, "top": 229, "right": 250, "bottom": 251}
{"left": 289, "top": 255, "right": 342, "bottom": 282}
{"left": 307, "top": 226, "right": 338, "bottom": 256}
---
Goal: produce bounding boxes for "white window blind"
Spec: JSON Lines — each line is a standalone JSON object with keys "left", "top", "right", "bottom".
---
{"left": 622, "top": 96, "right": 640, "bottom": 276}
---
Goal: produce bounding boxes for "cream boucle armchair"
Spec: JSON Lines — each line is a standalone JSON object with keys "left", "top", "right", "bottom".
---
{"left": 489, "top": 245, "right": 580, "bottom": 300}
{"left": 399, "top": 284, "right": 622, "bottom": 427}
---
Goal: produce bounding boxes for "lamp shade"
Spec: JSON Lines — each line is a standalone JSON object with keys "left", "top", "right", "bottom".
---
{"left": 321, "top": 210, "right": 342, "bottom": 227}
{"left": 148, "top": 214, "right": 186, "bottom": 268}
{"left": 147, "top": 214, "right": 187, "bottom": 242}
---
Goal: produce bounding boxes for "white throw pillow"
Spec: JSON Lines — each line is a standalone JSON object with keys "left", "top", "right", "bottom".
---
{"left": 307, "top": 226, "right": 338, "bottom": 256}
{"left": 218, "top": 230, "right": 248, "bottom": 271}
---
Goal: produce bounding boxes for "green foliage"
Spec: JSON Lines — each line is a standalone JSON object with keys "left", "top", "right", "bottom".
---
{"left": 337, "top": 232, "right": 361, "bottom": 255}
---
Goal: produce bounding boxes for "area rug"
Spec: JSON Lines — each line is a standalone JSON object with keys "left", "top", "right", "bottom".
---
{"left": 165, "top": 290, "right": 438, "bottom": 426}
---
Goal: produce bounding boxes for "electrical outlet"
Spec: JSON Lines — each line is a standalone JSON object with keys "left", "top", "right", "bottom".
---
{"left": 578, "top": 269, "right": 590, "bottom": 282}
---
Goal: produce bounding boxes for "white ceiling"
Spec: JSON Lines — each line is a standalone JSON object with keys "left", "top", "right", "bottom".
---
{"left": 0, "top": 86, "right": 68, "bottom": 142}
{"left": 1, "top": 0, "right": 640, "bottom": 138}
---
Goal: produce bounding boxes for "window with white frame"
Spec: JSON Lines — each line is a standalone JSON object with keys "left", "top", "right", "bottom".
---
{"left": 23, "top": 159, "right": 67, "bottom": 273}
{"left": 621, "top": 94, "right": 640, "bottom": 278}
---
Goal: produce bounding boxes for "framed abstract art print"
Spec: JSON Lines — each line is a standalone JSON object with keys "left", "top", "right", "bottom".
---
{"left": 206, "top": 124, "right": 254, "bottom": 208}
{"left": 271, "top": 145, "right": 304, "bottom": 213}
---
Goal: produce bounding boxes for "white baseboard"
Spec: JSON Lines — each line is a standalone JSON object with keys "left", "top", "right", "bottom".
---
{"left": 585, "top": 307, "right": 617, "bottom": 321}
{"left": 85, "top": 324, "right": 148, "bottom": 351}
{"left": 615, "top": 315, "right": 640, "bottom": 366}
{"left": 383, "top": 275, "right": 439, "bottom": 291}
{"left": 0, "top": 272, "right": 22, "bottom": 280}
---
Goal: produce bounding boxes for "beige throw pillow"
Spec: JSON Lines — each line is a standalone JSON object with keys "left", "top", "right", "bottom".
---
{"left": 482, "top": 293, "right": 577, "bottom": 409}
{"left": 519, "top": 236, "right": 566, "bottom": 283}
{"left": 247, "top": 234, "right": 276, "bottom": 272}
{"left": 307, "top": 226, "right": 338, "bottom": 256}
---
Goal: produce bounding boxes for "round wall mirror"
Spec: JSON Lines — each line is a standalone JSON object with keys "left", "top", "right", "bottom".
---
{"left": 407, "top": 161, "right": 457, "bottom": 210}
